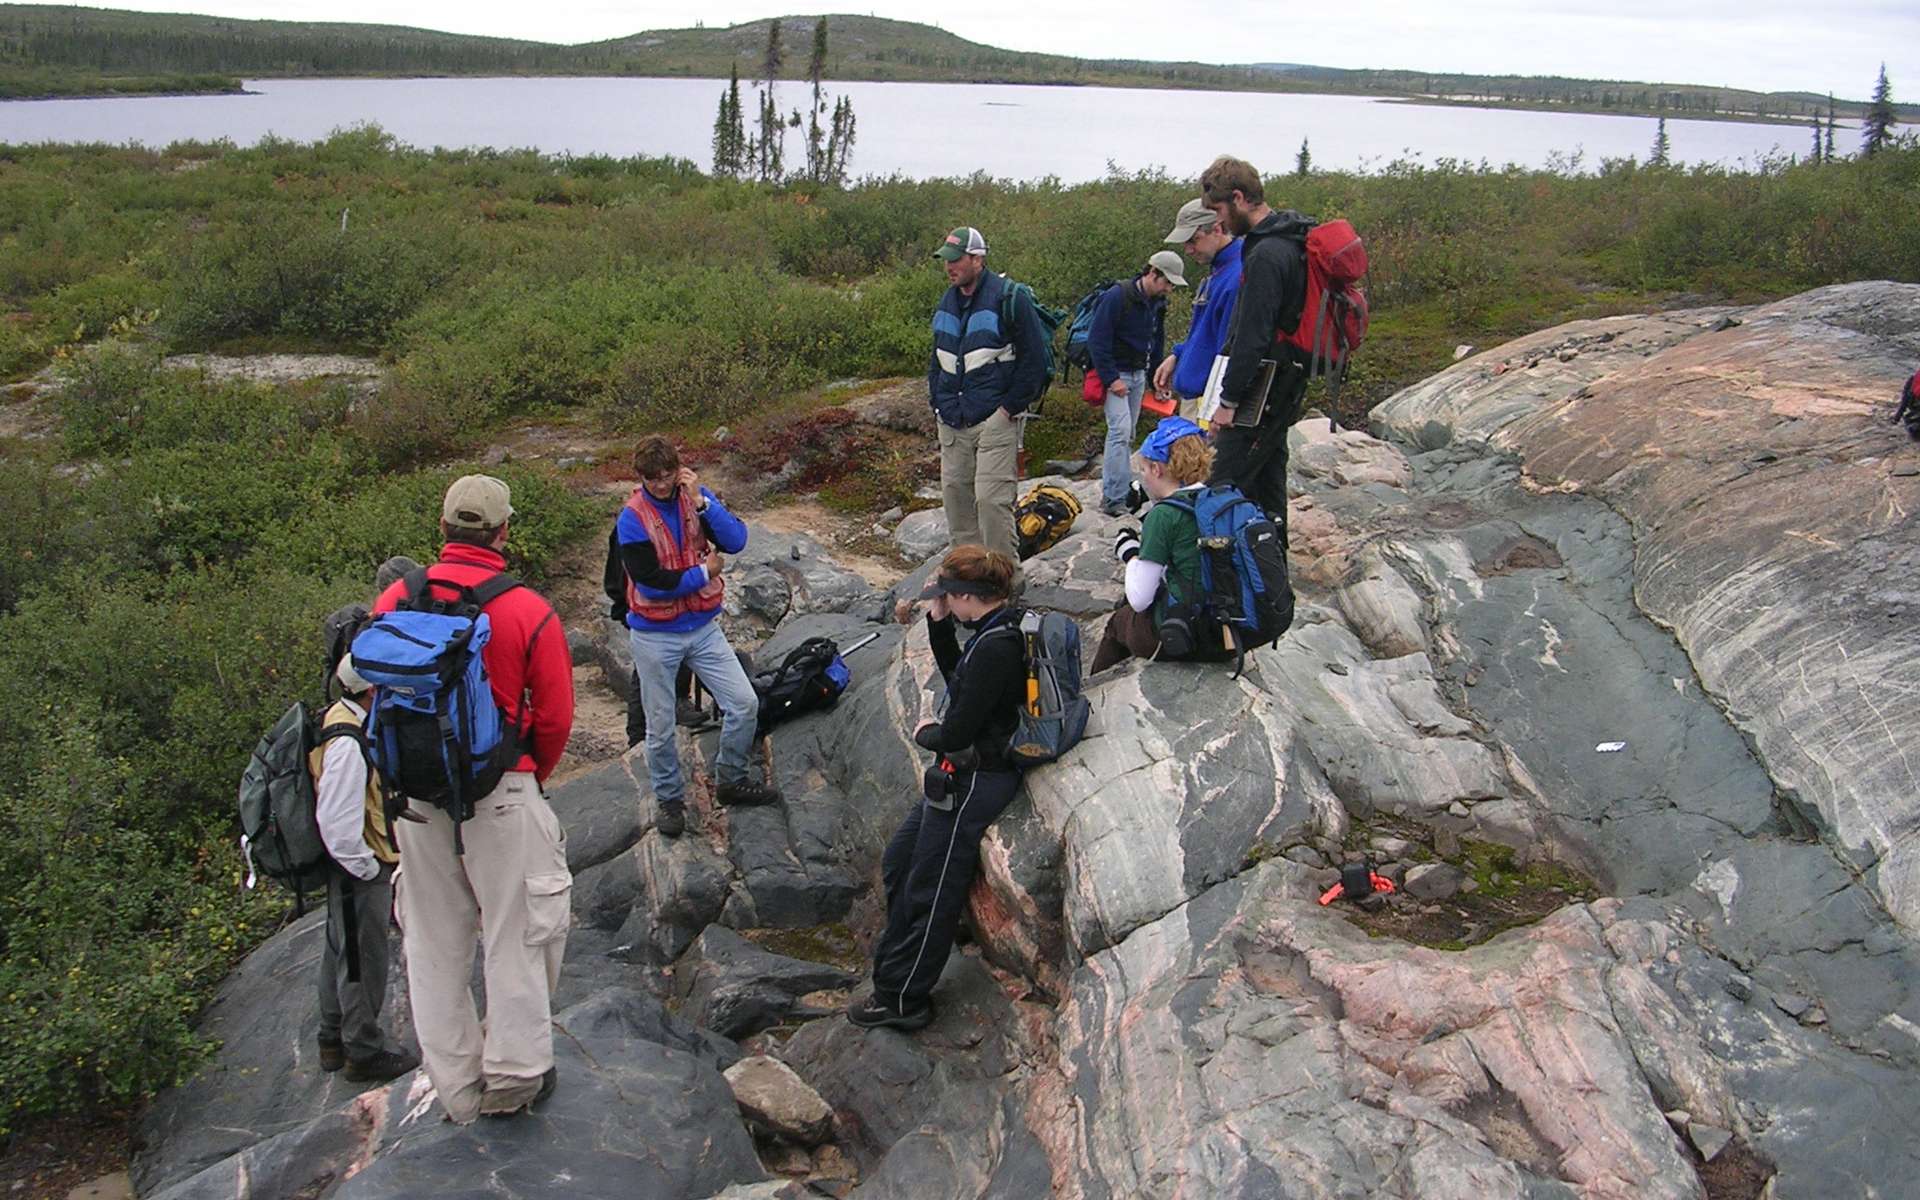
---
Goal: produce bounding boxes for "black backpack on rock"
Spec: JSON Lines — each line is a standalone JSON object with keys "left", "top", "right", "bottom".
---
{"left": 753, "top": 638, "right": 852, "bottom": 733}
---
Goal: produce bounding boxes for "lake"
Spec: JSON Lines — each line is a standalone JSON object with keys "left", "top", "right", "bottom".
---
{"left": 0, "top": 76, "right": 1849, "bottom": 180}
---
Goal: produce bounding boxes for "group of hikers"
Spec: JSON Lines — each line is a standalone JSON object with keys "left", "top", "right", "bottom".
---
{"left": 273, "top": 153, "right": 1338, "bottom": 1121}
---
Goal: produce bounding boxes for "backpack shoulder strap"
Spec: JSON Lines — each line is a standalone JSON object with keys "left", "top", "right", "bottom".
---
{"left": 469, "top": 572, "right": 523, "bottom": 609}
{"left": 316, "top": 722, "right": 369, "bottom": 752}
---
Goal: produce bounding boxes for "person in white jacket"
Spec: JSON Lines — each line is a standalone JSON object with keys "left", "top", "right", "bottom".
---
{"left": 311, "top": 652, "right": 419, "bottom": 1084}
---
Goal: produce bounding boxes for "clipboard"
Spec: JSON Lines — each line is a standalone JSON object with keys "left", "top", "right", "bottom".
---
{"left": 1196, "top": 355, "right": 1277, "bottom": 428}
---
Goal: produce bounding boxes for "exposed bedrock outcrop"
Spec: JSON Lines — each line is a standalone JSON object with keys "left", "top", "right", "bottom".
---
{"left": 134, "top": 283, "right": 1920, "bottom": 1198}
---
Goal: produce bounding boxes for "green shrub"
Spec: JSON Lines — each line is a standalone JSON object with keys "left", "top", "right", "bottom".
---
{"left": 35, "top": 268, "right": 166, "bottom": 345}
{"left": 0, "top": 443, "right": 75, "bottom": 613}
{"left": 54, "top": 340, "right": 172, "bottom": 456}
{"left": 164, "top": 213, "right": 462, "bottom": 348}
{"left": 269, "top": 463, "right": 601, "bottom": 588}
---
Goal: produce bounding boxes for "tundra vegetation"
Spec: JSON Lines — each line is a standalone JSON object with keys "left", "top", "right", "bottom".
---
{"left": 0, "top": 123, "right": 1915, "bottom": 1131}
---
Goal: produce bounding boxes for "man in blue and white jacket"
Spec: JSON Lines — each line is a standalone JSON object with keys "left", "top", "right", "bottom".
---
{"left": 928, "top": 226, "right": 1051, "bottom": 564}
{"left": 1152, "top": 198, "right": 1244, "bottom": 409}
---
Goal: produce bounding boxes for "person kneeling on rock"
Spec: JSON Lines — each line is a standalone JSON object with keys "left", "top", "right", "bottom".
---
{"left": 1089, "top": 416, "right": 1215, "bottom": 673}
{"left": 849, "top": 546, "right": 1028, "bottom": 1032}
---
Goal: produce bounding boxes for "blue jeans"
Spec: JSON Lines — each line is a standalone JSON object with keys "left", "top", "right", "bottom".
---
{"left": 1102, "top": 370, "right": 1146, "bottom": 510}
{"left": 628, "top": 618, "right": 758, "bottom": 808}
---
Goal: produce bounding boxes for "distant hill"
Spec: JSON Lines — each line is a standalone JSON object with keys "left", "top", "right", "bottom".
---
{"left": 2, "top": 4, "right": 1912, "bottom": 123}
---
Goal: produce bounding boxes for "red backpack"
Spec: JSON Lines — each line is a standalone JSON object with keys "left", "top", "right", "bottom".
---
{"left": 1280, "top": 219, "right": 1370, "bottom": 406}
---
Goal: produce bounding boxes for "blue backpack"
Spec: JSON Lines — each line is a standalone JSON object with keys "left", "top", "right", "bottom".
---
{"left": 1161, "top": 486, "right": 1296, "bottom": 674}
{"left": 1061, "top": 279, "right": 1121, "bottom": 377}
{"left": 350, "top": 569, "right": 541, "bottom": 848}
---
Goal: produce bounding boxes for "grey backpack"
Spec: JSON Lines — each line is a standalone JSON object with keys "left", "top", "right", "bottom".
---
{"left": 238, "top": 700, "right": 363, "bottom": 910}
{"left": 1006, "top": 610, "right": 1090, "bottom": 767}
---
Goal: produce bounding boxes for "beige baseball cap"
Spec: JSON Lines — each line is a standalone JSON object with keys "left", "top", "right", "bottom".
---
{"left": 1147, "top": 250, "right": 1189, "bottom": 287}
{"left": 1164, "top": 197, "right": 1218, "bottom": 243}
{"left": 441, "top": 474, "right": 514, "bottom": 530}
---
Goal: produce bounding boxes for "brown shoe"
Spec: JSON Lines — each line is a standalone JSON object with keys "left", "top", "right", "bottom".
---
{"left": 317, "top": 1037, "right": 345, "bottom": 1073}
{"left": 479, "top": 1067, "right": 558, "bottom": 1117}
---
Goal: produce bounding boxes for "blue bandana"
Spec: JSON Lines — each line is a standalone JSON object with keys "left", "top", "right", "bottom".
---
{"left": 1139, "top": 416, "right": 1205, "bottom": 462}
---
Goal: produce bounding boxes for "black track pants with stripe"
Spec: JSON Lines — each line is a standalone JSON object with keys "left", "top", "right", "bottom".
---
{"left": 870, "top": 768, "right": 1023, "bottom": 1013}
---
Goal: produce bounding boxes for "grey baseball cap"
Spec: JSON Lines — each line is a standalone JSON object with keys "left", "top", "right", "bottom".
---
{"left": 1147, "top": 250, "right": 1189, "bottom": 288}
{"left": 1164, "top": 198, "right": 1218, "bottom": 243}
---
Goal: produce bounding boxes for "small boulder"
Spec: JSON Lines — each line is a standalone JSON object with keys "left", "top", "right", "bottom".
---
{"left": 1404, "top": 862, "right": 1468, "bottom": 901}
{"left": 894, "top": 509, "right": 949, "bottom": 561}
{"left": 1687, "top": 1122, "right": 1734, "bottom": 1162}
{"left": 724, "top": 1056, "right": 836, "bottom": 1146}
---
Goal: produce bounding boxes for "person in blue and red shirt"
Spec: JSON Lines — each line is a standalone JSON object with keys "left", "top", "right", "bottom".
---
{"left": 614, "top": 435, "right": 779, "bottom": 839}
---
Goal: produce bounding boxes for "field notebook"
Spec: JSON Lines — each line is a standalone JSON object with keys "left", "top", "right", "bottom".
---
{"left": 1196, "top": 354, "right": 1277, "bottom": 428}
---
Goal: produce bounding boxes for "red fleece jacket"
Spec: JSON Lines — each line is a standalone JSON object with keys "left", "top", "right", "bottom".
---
{"left": 373, "top": 543, "right": 574, "bottom": 783}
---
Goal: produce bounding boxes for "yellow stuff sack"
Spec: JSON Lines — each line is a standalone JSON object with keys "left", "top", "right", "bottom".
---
{"left": 1015, "top": 484, "right": 1082, "bottom": 560}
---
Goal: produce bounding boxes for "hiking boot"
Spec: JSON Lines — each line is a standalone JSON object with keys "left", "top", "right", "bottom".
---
{"left": 717, "top": 779, "right": 782, "bottom": 807}
{"left": 656, "top": 803, "right": 686, "bottom": 839}
{"left": 1101, "top": 501, "right": 1127, "bottom": 518}
{"left": 479, "top": 1067, "right": 558, "bottom": 1118}
{"left": 846, "top": 994, "right": 934, "bottom": 1032}
{"left": 674, "top": 698, "right": 708, "bottom": 727}
{"left": 343, "top": 1047, "right": 420, "bottom": 1084}
{"left": 317, "top": 1037, "right": 345, "bottom": 1073}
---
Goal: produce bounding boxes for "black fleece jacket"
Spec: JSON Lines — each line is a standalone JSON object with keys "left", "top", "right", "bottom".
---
{"left": 1219, "top": 209, "right": 1314, "bottom": 416}
{"left": 912, "top": 608, "right": 1026, "bottom": 771}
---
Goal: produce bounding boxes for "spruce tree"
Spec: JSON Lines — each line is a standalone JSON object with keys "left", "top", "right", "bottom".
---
{"left": 1824, "top": 95, "right": 1837, "bottom": 160}
{"left": 1295, "top": 137, "right": 1311, "bottom": 177}
{"left": 748, "top": 19, "right": 788, "bottom": 183}
{"left": 1861, "top": 64, "right": 1896, "bottom": 156}
{"left": 805, "top": 16, "right": 828, "bottom": 184}
{"left": 711, "top": 64, "right": 745, "bottom": 178}
{"left": 1809, "top": 115, "right": 1822, "bottom": 163}
{"left": 1649, "top": 116, "right": 1671, "bottom": 167}
{"left": 827, "top": 94, "right": 857, "bottom": 186}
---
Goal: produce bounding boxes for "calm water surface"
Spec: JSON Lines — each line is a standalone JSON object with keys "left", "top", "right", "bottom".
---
{"left": 0, "top": 76, "right": 1846, "bottom": 180}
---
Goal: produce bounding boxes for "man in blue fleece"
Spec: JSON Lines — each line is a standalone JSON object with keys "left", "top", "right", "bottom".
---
{"left": 1087, "top": 249, "right": 1184, "bottom": 515}
{"left": 614, "top": 434, "right": 778, "bottom": 837}
{"left": 1152, "top": 199, "right": 1243, "bottom": 412}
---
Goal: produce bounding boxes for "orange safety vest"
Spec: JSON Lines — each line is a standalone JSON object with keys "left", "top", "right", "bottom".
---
{"left": 624, "top": 487, "right": 726, "bottom": 624}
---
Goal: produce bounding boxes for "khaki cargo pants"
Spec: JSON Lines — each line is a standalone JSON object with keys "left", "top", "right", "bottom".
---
{"left": 938, "top": 407, "right": 1020, "bottom": 563}
{"left": 394, "top": 772, "right": 570, "bottom": 1124}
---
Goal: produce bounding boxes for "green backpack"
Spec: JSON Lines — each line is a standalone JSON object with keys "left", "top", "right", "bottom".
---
{"left": 1000, "top": 276, "right": 1066, "bottom": 380}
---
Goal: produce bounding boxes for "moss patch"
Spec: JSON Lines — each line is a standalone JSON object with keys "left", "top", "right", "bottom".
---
{"left": 740, "top": 923, "right": 865, "bottom": 973}
{"left": 1336, "top": 821, "right": 1600, "bottom": 951}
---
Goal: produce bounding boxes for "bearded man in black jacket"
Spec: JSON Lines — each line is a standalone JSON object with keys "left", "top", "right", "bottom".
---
{"left": 1199, "top": 155, "right": 1316, "bottom": 528}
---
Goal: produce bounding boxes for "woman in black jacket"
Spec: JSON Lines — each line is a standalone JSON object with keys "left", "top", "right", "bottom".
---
{"left": 849, "top": 545, "right": 1027, "bottom": 1031}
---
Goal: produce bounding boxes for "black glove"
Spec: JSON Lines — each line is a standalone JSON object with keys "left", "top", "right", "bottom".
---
{"left": 1113, "top": 527, "right": 1142, "bottom": 564}
{"left": 1124, "top": 479, "right": 1149, "bottom": 514}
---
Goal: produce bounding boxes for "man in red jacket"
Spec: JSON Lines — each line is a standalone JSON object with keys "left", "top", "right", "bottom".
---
{"left": 371, "top": 474, "right": 575, "bottom": 1124}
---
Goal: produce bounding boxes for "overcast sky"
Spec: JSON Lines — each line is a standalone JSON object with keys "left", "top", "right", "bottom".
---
{"left": 96, "top": 1, "right": 1918, "bottom": 100}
